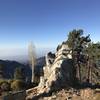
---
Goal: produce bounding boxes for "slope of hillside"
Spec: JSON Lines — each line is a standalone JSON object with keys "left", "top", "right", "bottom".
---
{"left": 0, "top": 60, "right": 31, "bottom": 79}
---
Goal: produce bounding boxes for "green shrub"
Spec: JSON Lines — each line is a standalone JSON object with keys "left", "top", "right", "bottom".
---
{"left": 11, "top": 80, "right": 25, "bottom": 91}
{"left": 0, "top": 81, "right": 10, "bottom": 91}
{"left": 0, "top": 80, "right": 7, "bottom": 85}
{"left": 7, "top": 79, "right": 14, "bottom": 84}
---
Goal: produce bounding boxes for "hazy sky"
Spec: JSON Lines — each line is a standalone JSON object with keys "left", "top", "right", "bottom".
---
{"left": 0, "top": 0, "right": 100, "bottom": 60}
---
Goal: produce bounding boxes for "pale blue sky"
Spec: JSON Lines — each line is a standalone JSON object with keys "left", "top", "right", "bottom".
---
{"left": 0, "top": 0, "right": 100, "bottom": 60}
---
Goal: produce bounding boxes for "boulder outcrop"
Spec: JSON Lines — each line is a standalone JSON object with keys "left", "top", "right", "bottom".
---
{"left": 38, "top": 43, "right": 75, "bottom": 93}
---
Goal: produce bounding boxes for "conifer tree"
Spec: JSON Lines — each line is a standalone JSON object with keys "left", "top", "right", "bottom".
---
{"left": 67, "top": 29, "right": 91, "bottom": 83}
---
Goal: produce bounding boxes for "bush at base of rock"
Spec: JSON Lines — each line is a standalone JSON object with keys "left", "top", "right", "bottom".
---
{"left": 0, "top": 81, "right": 11, "bottom": 91}
{"left": 11, "top": 80, "right": 25, "bottom": 91}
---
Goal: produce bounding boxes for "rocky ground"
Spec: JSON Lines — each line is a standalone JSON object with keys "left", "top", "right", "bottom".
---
{"left": 26, "top": 87, "right": 100, "bottom": 100}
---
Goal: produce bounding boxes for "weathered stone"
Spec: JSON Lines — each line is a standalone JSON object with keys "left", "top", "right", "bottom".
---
{"left": 38, "top": 43, "right": 74, "bottom": 93}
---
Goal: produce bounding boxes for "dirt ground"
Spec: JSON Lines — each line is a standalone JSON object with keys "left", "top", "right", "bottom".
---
{"left": 26, "top": 88, "right": 100, "bottom": 100}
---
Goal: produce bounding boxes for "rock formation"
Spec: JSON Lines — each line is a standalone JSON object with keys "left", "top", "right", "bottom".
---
{"left": 38, "top": 42, "right": 75, "bottom": 93}
{"left": 26, "top": 41, "right": 100, "bottom": 100}
{"left": 38, "top": 42, "right": 100, "bottom": 93}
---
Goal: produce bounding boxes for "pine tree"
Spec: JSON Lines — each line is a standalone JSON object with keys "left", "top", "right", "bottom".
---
{"left": 14, "top": 67, "right": 25, "bottom": 81}
{"left": 0, "top": 64, "right": 4, "bottom": 79}
{"left": 67, "top": 29, "right": 91, "bottom": 83}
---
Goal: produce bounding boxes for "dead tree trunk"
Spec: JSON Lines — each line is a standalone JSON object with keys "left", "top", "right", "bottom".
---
{"left": 28, "top": 42, "right": 36, "bottom": 83}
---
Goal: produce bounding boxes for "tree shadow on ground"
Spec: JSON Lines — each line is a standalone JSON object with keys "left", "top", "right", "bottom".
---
{"left": 31, "top": 83, "right": 100, "bottom": 100}
{"left": 31, "top": 91, "right": 53, "bottom": 100}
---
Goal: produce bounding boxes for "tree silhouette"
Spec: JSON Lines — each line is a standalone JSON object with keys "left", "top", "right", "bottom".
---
{"left": 0, "top": 64, "right": 4, "bottom": 79}
{"left": 67, "top": 29, "right": 91, "bottom": 83}
{"left": 14, "top": 67, "right": 25, "bottom": 81}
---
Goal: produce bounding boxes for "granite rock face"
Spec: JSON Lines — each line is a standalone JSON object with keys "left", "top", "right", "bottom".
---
{"left": 38, "top": 43, "right": 75, "bottom": 93}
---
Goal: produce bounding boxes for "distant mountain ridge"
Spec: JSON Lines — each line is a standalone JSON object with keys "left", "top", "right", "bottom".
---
{"left": 0, "top": 59, "right": 31, "bottom": 79}
{"left": 0, "top": 56, "right": 46, "bottom": 80}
